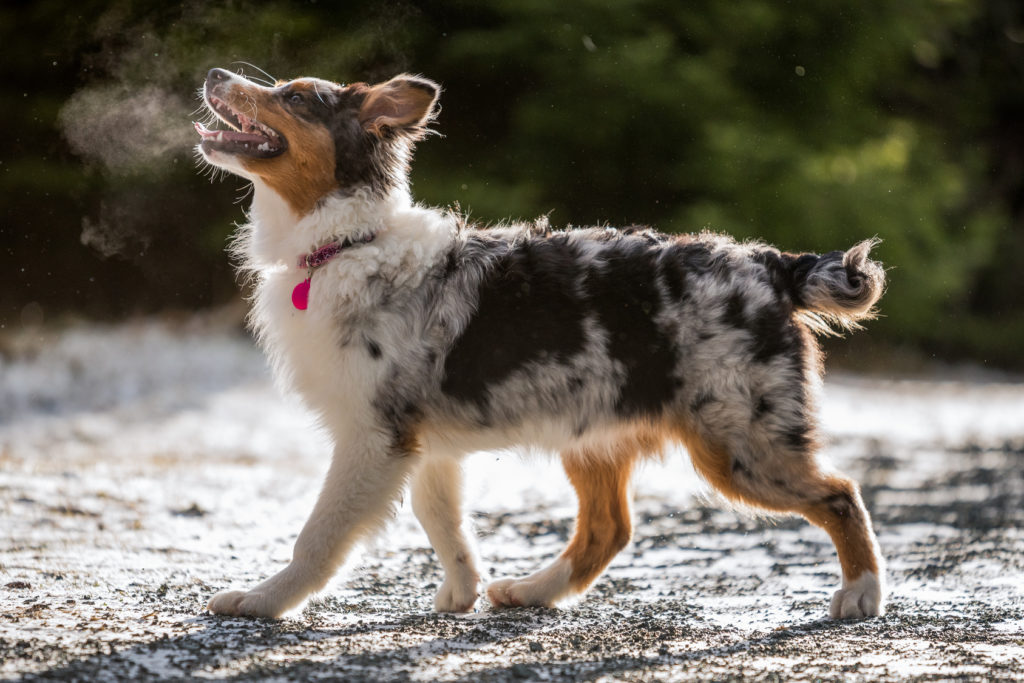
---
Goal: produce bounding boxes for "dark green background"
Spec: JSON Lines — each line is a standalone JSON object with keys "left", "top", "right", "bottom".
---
{"left": 2, "top": 0, "right": 1022, "bottom": 367}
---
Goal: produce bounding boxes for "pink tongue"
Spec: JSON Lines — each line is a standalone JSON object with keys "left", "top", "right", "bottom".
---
{"left": 292, "top": 279, "right": 310, "bottom": 310}
{"left": 194, "top": 121, "right": 216, "bottom": 137}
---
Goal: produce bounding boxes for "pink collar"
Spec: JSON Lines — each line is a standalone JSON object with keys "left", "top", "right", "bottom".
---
{"left": 296, "top": 232, "right": 376, "bottom": 269}
{"left": 291, "top": 232, "right": 376, "bottom": 310}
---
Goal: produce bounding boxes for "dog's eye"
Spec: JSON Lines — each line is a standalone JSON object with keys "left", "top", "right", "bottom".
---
{"left": 288, "top": 93, "right": 303, "bottom": 104}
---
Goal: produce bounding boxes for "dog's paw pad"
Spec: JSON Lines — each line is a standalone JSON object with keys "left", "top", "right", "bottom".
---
{"left": 829, "top": 572, "right": 884, "bottom": 619}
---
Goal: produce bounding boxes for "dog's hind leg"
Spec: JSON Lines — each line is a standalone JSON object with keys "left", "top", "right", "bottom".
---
{"left": 411, "top": 455, "right": 481, "bottom": 612}
{"left": 487, "top": 448, "right": 637, "bottom": 608}
{"left": 683, "top": 424, "right": 885, "bottom": 619}
{"left": 207, "top": 429, "right": 416, "bottom": 618}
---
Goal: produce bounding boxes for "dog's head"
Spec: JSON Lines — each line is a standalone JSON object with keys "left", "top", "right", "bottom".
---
{"left": 195, "top": 68, "right": 439, "bottom": 216}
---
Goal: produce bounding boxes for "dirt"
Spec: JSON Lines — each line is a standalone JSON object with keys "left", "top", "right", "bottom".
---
{"left": 1, "top": 319, "right": 1023, "bottom": 681}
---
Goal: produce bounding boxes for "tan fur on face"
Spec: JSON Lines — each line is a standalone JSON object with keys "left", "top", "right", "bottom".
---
{"left": 220, "top": 79, "right": 338, "bottom": 217}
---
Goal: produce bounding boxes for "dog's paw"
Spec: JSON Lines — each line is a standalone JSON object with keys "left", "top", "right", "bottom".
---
{"left": 486, "top": 559, "right": 572, "bottom": 608}
{"left": 434, "top": 573, "right": 479, "bottom": 613}
{"left": 829, "top": 571, "right": 884, "bottom": 619}
{"left": 487, "top": 577, "right": 536, "bottom": 607}
{"left": 207, "top": 589, "right": 284, "bottom": 618}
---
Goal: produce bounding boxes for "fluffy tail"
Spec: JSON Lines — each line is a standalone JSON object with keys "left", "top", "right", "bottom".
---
{"left": 789, "top": 239, "right": 885, "bottom": 333}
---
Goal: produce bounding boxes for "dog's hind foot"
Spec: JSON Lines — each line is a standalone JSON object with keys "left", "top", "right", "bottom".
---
{"left": 486, "top": 558, "right": 573, "bottom": 608}
{"left": 207, "top": 568, "right": 307, "bottom": 618}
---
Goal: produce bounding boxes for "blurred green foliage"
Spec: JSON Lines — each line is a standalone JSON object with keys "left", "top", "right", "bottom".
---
{"left": 1, "top": 0, "right": 1022, "bottom": 366}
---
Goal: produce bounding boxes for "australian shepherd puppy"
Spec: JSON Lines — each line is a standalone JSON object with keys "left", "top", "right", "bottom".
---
{"left": 195, "top": 68, "right": 886, "bottom": 620}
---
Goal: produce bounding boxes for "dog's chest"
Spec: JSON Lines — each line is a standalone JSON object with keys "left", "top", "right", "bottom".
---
{"left": 255, "top": 271, "right": 380, "bottom": 422}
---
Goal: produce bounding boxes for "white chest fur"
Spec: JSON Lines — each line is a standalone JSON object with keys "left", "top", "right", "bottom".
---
{"left": 240, "top": 182, "right": 456, "bottom": 433}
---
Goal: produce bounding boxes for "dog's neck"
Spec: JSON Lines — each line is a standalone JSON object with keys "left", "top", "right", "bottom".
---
{"left": 243, "top": 180, "right": 412, "bottom": 270}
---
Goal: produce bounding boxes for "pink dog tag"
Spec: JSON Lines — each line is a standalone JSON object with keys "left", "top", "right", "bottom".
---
{"left": 292, "top": 279, "right": 311, "bottom": 310}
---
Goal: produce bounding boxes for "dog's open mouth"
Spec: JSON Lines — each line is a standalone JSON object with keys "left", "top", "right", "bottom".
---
{"left": 195, "top": 94, "right": 286, "bottom": 159}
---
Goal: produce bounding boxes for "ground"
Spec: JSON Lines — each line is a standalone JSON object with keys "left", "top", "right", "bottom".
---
{"left": 1, "top": 316, "right": 1023, "bottom": 681}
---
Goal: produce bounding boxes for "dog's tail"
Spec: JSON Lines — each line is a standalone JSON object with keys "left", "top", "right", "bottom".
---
{"left": 787, "top": 239, "right": 885, "bottom": 334}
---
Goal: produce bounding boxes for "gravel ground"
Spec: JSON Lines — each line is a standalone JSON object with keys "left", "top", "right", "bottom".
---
{"left": 2, "top": 318, "right": 1023, "bottom": 681}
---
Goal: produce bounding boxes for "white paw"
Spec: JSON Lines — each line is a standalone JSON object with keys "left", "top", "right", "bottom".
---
{"left": 829, "top": 571, "right": 884, "bottom": 619}
{"left": 434, "top": 572, "right": 479, "bottom": 613}
{"left": 486, "top": 559, "right": 572, "bottom": 608}
{"left": 207, "top": 589, "right": 285, "bottom": 618}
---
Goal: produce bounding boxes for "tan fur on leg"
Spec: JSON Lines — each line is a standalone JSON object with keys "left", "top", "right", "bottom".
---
{"left": 799, "top": 475, "right": 880, "bottom": 581}
{"left": 682, "top": 433, "right": 884, "bottom": 618}
{"left": 487, "top": 447, "right": 638, "bottom": 608}
{"left": 562, "top": 450, "right": 637, "bottom": 593}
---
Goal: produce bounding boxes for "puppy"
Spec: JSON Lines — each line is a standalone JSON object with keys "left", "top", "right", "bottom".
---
{"left": 195, "top": 68, "right": 886, "bottom": 620}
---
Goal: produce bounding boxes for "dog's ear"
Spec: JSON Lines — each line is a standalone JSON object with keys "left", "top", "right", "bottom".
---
{"left": 359, "top": 75, "right": 439, "bottom": 138}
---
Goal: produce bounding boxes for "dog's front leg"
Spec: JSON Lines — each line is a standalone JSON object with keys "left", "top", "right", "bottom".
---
{"left": 411, "top": 455, "right": 481, "bottom": 612}
{"left": 208, "top": 431, "right": 415, "bottom": 618}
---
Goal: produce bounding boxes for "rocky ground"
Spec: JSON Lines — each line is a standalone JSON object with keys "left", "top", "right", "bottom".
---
{"left": 2, "top": 318, "right": 1023, "bottom": 681}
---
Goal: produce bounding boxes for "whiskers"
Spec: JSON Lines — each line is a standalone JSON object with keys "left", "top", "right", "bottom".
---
{"left": 231, "top": 61, "right": 277, "bottom": 87}
{"left": 192, "top": 145, "right": 228, "bottom": 183}
{"left": 312, "top": 81, "right": 327, "bottom": 106}
{"left": 242, "top": 92, "right": 259, "bottom": 123}
{"left": 234, "top": 182, "right": 254, "bottom": 205}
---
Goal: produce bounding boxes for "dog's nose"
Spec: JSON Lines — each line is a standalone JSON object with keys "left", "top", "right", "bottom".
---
{"left": 207, "top": 68, "right": 232, "bottom": 84}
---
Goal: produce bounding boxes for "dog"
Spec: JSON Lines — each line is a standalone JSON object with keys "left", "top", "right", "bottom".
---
{"left": 195, "top": 67, "right": 886, "bottom": 620}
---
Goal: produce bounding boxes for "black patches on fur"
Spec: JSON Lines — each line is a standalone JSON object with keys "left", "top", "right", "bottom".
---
{"left": 731, "top": 458, "right": 750, "bottom": 477}
{"left": 753, "top": 250, "right": 800, "bottom": 305}
{"left": 754, "top": 395, "right": 772, "bottom": 419}
{"left": 787, "top": 253, "right": 821, "bottom": 283}
{"left": 658, "top": 247, "right": 690, "bottom": 303}
{"left": 441, "top": 235, "right": 587, "bottom": 405}
{"left": 749, "top": 306, "right": 799, "bottom": 363}
{"left": 782, "top": 425, "right": 812, "bottom": 453}
{"left": 586, "top": 236, "right": 680, "bottom": 416}
{"left": 691, "top": 391, "right": 715, "bottom": 412}
{"left": 719, "top": 286, "right": 798, "bottom": 363}
{"left": 822, "top": 489, "right": 857, "bottom": 519}
{"left": 373, "top": 394, "right": 422, "bottom": 456}
{"left": 375, "top": 395, "right": 419, "bottom": 430}
{"left": 723, "top": 293, "right": 746, "bottom": 330}
{"left": 365, "top": 338, "right": 382, "bottom": 359}
{"left": 315, "top": 86, "right": 391, "bottom": 195}
{"left": 440, "top": 248, "right": 459, "bottom": 281}
{"left": 778, "top": 251, "right": 825, "bottom": 308}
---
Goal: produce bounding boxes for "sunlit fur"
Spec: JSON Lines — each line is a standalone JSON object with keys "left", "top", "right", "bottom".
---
{"left": 196, "top": 68, "right": 887, "bottom": 621}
